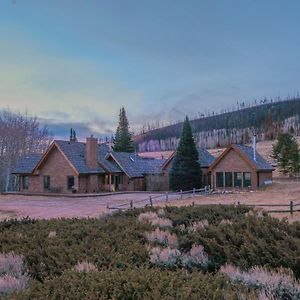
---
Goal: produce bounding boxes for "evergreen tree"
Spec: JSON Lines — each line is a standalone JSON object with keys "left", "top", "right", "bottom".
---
{"left": 272, "top": 133, "right": 300, "bottom": 175}
{"left": 113, "top": 107, "right": 134, "bottom": 152}
{"left": 169, "top": 116, "right": 202, "bottom": 191}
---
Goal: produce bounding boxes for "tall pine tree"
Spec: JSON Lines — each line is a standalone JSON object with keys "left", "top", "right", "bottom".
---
{"left": 272, "top": 132, "right": 300, "bottom": 175}
{"left": 113, "top": 107, "right": 134, "bottom": 152}
{"left": 169, "top": 116, "right": 202, "bottom": 191}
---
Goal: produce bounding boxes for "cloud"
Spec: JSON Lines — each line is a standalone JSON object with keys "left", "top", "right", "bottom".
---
{"left": 0, "top": 26, "right": 146, "bottom": 138}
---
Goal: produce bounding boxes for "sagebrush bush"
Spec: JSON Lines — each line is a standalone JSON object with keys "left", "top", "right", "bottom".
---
{"left": 0, "top": 253, "right": 25, "bottom": 278}
{"left": 219, "top": 219, "right": 233, "bottom": 226}
{"left": 0, "top": 275, "right": 29, "bottom": 297}
{"left": 181, "top": 244, "right": 209, "bottom": 269}
{"left": 0, "top": 252, "right": 29, "bottom": 297}
{"left": 188, "top": 219, "right": 209, "bottom": 231}
{"left": 74, "top": 261, "right": 98, "bottom": 272}
{"left": 149, "top": 247, "right": 181, "bottom": 267}
{"left": 138, "top": 211, "right": 173, "bottom": 228}
{"left": 47, "top": 231, "right": 56, "bottom": 238}
{"left": 145, "top": 228, "right": 178, "bottom": 248}
{"left": 220, "top": 264, "right": 300, "bottom": 299}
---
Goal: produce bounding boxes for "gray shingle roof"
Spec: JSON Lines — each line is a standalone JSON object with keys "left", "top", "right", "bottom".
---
{"left": 235, "top": 144, "right": 274, "bottom": 171}
{"left": 198, "top": 149, "right": 215, "bottom": 167}
{"left": 13, "top": 154, "right": 43, "bottom": 174}
{"left": 13, "top": 140, "right": 166, "bottom": 176}
{"left": 55, "top": 140, "right": 122, "bottom": 174}
{"left": 97, "top": 144, "right": 122, "bottom": 173}
{"left": 110, "top": 152, "right": 165, "bottom": 178}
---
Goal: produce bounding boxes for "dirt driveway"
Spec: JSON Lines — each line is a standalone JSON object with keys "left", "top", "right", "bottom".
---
{"left": 0, "top": 192, "right": 161, "bottom": 220}
{"left": 0, "top": 179, "right": 299, "bottom": 221}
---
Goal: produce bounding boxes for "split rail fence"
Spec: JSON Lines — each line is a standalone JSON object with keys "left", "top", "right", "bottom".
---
{"left": 108, "top": 186, "right": 300, "bottom": 215}
{"left": 107, "top": 187, "right": 211, "bottom": 210}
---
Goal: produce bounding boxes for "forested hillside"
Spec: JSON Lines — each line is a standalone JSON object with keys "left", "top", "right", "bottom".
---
{"left": 135, "top": 97, "right": 300, "bottom": 152}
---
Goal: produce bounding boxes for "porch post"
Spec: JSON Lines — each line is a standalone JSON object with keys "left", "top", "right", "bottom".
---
{"left": 109, "top": 174, "right": 112, "bottom": 192}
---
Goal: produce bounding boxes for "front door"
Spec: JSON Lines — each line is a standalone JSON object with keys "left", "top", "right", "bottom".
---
{"left": 115, "top": 175, "right": 119, "bottom": 191}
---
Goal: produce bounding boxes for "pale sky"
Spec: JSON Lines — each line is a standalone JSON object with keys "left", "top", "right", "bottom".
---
{"left": 1, "top": 0, "right": 300, "bottom": 139}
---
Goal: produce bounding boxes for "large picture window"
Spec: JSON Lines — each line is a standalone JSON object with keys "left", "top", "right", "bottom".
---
{"left": 67, "top": 176, "right": 75, "bottom": 190}
{"left": 243, "top": 172, "right": 252, "bottom": 187}
{"left": 234, "top": 172, "right": 243, "bottom": 188}
{"left": 225, "top": 172, "right": 233, "bottom": 187}
{"left": 43, "top": 176, "right": 50, "bottom": 190}
{"left": 216, "top": 172, "right": 224, "bottom": 188}
{"left": 23, "top": 176, "right": 29, "bottom": 190}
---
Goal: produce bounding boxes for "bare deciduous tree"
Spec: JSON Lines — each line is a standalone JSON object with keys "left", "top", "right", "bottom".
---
{"left": 0, "top": 110, "right": 52, "bottom": 191}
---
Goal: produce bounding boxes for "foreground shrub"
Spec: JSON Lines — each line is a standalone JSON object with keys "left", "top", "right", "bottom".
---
{"left": 0, "top": 216, "right": 149, "bottom": 281}
{"left": 220, "top": 264, "right": 300, "bottom": 299}
{"left": 9, "top": 268, "right": 256, "bottom": 300}
{"left": 174, "top": 212, "right": 300, "bottom": 277}
{"left": 0, "top": 252, "right": 29, "bottom": 297}
{"left": 164, "top": 205, "right": 250, "bottom": 227}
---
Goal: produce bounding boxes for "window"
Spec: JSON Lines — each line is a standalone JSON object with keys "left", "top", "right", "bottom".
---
{"left": 23, "top": 176, "right": 29, "bottom": 190}
{"left": 100, "top": 175, "right": 105, "bottom": 184}
{"left": 67, "top": 176, "right": 75, "bottom": 190}
{"left": 225, "top": 172, "right": 233, "bottom": 187}
{"left": 216, "top": 172, "right": 224, "bottom": 188}
{"left": 43, "top": 176, "right": 50, "bottom": 190}
{"left": 243, "top": 172, "right": 252, "bottom": 187}
{"left": 111, "top": 175, "right": 115, "bottom": 185}
{"left": 234, "top": 172, "right": 243, "bottom": 188}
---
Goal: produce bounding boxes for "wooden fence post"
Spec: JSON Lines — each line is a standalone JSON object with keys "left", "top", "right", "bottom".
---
{"left": 192, "top": 201, "right": 195, "bottom": 207}
{"left": 130, "top": 200, "right": 133, "bottom": 209}
{"left": 193, "top": 188, "right": 196, "bottom": 197}
{"left": 290, "top": 201, "right": 293, "bottom": 215}
{"left": 166, "top": 192, "right": 168, "bottom": 202}
{"left": 180, "top": 189, "right": 183, "bottom": 200}
{"left": 204, "top": 186, "right": 207, "bottom": 193}
{"left": 149, "top": 196, "right": 153, "bottom": 207}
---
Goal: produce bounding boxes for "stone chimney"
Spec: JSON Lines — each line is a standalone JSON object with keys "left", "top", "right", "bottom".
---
{"left": 86, "top": 135, "right": 98, "bottom": 168}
